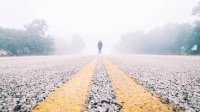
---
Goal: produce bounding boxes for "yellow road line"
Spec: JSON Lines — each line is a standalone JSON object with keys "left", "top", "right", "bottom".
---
{"left": 104, "top": 59, "right": 174, "bottom": 112}
{"left": 32, "top": 59, "right": 97, "bottom": 112}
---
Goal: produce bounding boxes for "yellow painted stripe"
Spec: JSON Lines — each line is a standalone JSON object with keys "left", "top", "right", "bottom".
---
{"left": 104, "top": 59, "right": 174, "bottom": 112}
{"left": 32, "top": 59, "right": 97, "bottom": 112}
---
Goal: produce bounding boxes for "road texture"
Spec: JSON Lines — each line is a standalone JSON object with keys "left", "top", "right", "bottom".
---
{"left": 86, "top": 58, "right": 121, "bottom": 112}
{"left": 33, "top": 58, "right": 97, "bottom": 112}
{"left": 0, "top": 56, "right": 93, "bottom": 111}
{"left": 0, "top": 55, "right": 199, "bottom": 112}
{"left": 109, "top": 55, "right": 200, "bottom": 112}
{"left": 104, "top": 59, "right": 173, "bottom": 112}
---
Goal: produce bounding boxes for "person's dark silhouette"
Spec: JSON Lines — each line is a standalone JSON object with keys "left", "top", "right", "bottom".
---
{"left": 97, "top": 40, "right": 103, "bottom": 54}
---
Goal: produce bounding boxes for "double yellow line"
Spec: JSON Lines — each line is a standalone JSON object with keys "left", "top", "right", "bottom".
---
{"left": 32, "top": 58, "right": 174, "bottom": 112}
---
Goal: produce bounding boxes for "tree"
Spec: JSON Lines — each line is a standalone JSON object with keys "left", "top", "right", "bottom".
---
{"left": 190, "top": 21, "right": 200, "bottom": 54}
{"left": 192, "top": 2, "right": 200, "bottom": 17}
{"left": 0, "top": 19, "right": 54, "bottom": 56}
{"left": 24, "top": 19, "right": 48, "bottom": 37}
{"left": 115, "top": 23, "right": 193, "bottom": 54}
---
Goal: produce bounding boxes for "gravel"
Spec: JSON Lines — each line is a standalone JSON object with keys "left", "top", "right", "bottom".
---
{"left": 2, "top": 54, "right": 199, "bottom": 112}
{"left": 109, "top": 55, "right": 200, "bottom": 112}
{"left": 0, "top": 55, "right": 92, "bottom": 112}
{"left": 86, "top": 58, "right": 122, "bottom": 112}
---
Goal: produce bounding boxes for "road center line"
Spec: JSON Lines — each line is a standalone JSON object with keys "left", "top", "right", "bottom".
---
{"left": 32, "top": 58, "right": 97, "bottom": 112}
{"left": 104, "top": 58, "right": 174, "bottom": 112}
{"left": 86, "top": 58, "right": 121, "bottom": 111}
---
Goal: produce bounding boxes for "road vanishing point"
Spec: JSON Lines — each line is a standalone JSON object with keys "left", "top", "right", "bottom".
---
{"left": 0, "top": 55, "right": 200, "bottom": 112}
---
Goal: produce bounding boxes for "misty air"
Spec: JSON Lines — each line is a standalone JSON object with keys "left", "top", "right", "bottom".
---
{"left": 0, "top": 0, "right": 200, "bottom": 112}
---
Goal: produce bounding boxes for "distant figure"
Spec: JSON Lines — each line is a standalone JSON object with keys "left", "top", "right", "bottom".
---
{"left": 97, "top": 40, "right": 103, "bottom": 54}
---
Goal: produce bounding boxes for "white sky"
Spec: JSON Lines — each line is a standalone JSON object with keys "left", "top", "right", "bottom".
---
{"left": 0, "top": 0, "right": 199, "bottom": 54}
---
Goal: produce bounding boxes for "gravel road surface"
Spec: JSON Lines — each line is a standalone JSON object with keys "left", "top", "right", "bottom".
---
{"left": 109, "top": 55, "right": 200, "bottom": 112}
{"left": 87, "top": 58, "right": 121, "bottom": 112}
{"left": 1, "top": 55, "right": 200, "bottom": 112}
{"left": 0, "top": 55, "right": 92, "bottom": 112}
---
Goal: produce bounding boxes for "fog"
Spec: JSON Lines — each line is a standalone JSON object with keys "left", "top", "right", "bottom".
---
{"left": 0, "top": 0, "right": 199, "bottom": 55}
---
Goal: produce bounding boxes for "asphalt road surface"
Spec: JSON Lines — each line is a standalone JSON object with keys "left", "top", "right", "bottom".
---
{"left": 0, "top": 55, "right": 199, "bottom": 112}
{"left": 109, "top": 55, "right": 200, "bottom": 112}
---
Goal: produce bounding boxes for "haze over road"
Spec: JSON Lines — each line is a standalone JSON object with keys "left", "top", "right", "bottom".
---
{"left": 0, "top": 55, "right": 199, "bottom": 111}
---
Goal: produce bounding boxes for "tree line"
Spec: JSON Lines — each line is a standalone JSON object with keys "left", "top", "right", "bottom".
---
{"left": 0, "top": 19, "right": 54, "bottom": 56}
{"left": 0, "top": 19, "right": 86, "bottom": 56}
{"left": 115, "top": 2, "right": 200, "bottom": 55}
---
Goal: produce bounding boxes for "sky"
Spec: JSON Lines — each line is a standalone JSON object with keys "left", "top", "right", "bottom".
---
{"left": 0, "top": 0, "right": 199, "bottom": 54}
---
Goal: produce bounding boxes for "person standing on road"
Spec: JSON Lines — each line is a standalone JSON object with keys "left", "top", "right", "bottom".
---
{"left": 97, "top": 40, "right": 103, "bottom": 54}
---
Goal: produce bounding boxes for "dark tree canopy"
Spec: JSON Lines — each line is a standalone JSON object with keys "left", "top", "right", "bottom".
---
{"left": 115, "top": 23, "right": 200, "bottom": 55}
{"left": 114, "top": 2, "right": 200, "bottom": 55}
{"left": 0, "top": 19, "right": 54, "bottom": 56}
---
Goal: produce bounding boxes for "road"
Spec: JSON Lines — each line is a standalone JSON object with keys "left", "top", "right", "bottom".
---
{"left": 0, "top": 55, "right": 199, "bottom": 112}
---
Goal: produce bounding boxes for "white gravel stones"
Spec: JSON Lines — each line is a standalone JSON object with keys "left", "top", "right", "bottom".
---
{"left": 109, "top": 55, "right": 200, "bottom": 112}
{"left": 87, "top": 58, "right": 122, "bottom": 112}
{"left": 0, "top": 55, "right": 92, "bottom": 112}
